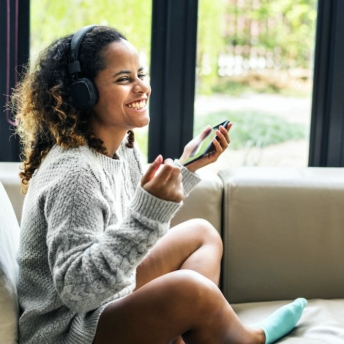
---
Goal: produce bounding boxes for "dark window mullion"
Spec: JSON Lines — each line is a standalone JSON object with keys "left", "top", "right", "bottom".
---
{"left": 309, "top": 0, "right": 344, "bottom": 167}
{"left": 148, "top": 0, "right": 198, "bottom": 162}
{"left": 326, "top": 0, "right": 344, "bottom": 166}
{"left": 0, "top": 0, "right": 29, "bottom": 162}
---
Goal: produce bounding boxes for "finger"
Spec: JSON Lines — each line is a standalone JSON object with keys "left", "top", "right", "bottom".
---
{"left": 226, "top": 122, "right": 233, "bottom": 131}
{"left": 216, "top": 129, "right": 229, "bottom": 149}
{"left": 156, "top": 161, "right": 179, "bottom": 182}
{"left": 159, "top": 158, "right": 177, "bottom": 179}
{"left": 180, "top": 125, "right": 213, "bottom": 163}
{"left": 141, "top": 155, "right": 162, "bottom": 186}
{"left": 216, "top": 126, "right": 230, "bottom": 147}
{"left": 200, "top": 125, "right": 213, "bottom": 139}
{"left": 218, "top": 126, "right": 230, "bottom": 144}
{"left": 212, "top": 136, "right": 223, "bottom": 156}
{"left": 164, "top": 158, "right": 174, "bottom": 166}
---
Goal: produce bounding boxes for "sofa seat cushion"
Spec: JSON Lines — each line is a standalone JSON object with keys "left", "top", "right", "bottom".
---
{"left": 233, "top": 299, "right": 344, "bottom": 343}
{"left": 0, "top": 181, "right": 20, "bottom": 343}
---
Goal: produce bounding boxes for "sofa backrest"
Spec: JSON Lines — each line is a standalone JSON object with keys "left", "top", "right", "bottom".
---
{"left": 0, "top": 181, "right": 20, "bottom": 343}
{"left": 171, "top": 169, "right": 223, "bottom": 234}
{"left": 220, "top": 167, "right": 344, "bottom": 303}
{"left": 0, "top": 162, "right": 224, "bottom": 233}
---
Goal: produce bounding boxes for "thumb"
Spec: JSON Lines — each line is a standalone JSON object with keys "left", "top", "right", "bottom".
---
{"left": 141, "top": 155, "right": 163, "bottom": 186}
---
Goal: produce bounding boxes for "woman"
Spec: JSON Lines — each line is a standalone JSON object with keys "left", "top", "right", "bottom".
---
{"left": 13, "top": 25, "right": 306, "bottom": 344}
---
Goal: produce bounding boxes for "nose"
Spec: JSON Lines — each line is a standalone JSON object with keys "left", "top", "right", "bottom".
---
{"left": 134, "top": 78, "right": 151, "bottom": 95}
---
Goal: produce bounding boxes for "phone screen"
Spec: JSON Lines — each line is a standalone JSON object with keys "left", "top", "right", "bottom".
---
{"left": 183, "top": 120, "right": 230, "bottom": 166}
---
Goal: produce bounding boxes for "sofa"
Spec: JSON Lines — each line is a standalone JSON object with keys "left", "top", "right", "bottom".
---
{"left": 1, "top": 161, "right": 344, "bottom": 343}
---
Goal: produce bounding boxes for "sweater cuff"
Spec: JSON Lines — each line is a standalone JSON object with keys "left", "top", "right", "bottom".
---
{"left": 174, "top": 159, "right": 202, "bottom": 196}
{"left": 130, "top": 186, "right": 182, "bottom": 223}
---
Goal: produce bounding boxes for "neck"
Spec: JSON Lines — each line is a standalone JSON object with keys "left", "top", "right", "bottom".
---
{"left": 91, "top": 123, "right": 128, "bottom": 158}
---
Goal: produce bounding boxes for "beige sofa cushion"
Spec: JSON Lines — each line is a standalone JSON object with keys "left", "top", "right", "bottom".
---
{"left": 233, "top": 299, "right": 344, "bottom": 343}
{"left": 0, "top": 182, "right": 20, "bottom": 343}
{"left": 171, "top": 169, "right": 223, "bottom": 233}
{"left": 0, "top": 163, "right": 23, "bottom": 223}
{"left": 219, "top": 167, "right": 344, "bottom": 303}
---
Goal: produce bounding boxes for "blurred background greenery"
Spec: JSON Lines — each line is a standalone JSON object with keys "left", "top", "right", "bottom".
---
{"left": 31, "top": 0, "right": 317, "bottom": 165}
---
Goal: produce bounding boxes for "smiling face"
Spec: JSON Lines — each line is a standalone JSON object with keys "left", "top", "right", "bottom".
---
{"left": 91, "top": 39, "right": 151, "bottom": 136}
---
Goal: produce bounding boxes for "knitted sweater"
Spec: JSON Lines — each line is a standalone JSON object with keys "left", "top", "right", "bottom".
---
{"left": 17, "top": 142, "right": 201, "bottom": 344}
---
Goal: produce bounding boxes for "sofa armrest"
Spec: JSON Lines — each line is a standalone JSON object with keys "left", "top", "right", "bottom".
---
{"left": 219, "top": 167, "right": 344, "bottom": 303}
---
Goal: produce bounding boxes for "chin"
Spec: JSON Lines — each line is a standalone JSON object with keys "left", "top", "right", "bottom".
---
{"left": 134, "top": 116, "right": 150, "bottom": 128}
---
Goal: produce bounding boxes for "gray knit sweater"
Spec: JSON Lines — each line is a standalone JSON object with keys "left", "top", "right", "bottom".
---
{"left": 17, "top": 142, "right": 201, "bottom": 344}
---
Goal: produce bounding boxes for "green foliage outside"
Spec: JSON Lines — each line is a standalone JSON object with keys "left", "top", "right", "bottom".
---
{"left": 196, "top": 0, "right": 225, "bottom": 94}
{"left": 135, "top": 109, "right": 307, "bottom": 161}
{"left": 194, "top": 111, "right": 307, "bottom": 150}
{"left": 30, "top": 0, "right": 152, "bottom": 61}
{"left": 130, "top": 111, "right": 308, "bottom": 161}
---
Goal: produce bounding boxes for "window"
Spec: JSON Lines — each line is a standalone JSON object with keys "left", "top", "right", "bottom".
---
{"left": 195, "top": 0, "right": 318, "bottom": 170}
{"left": 1, "top": 0, "right": 344, "bottom": 166}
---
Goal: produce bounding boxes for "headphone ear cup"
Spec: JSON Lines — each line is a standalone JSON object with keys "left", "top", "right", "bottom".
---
{"left": 70, "top": 78, "right": 98, "bottom": 110}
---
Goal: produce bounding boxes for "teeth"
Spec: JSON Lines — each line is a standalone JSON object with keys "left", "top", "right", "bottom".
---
{"left": 128, "top": 101, "right": 146, "bottom": 110}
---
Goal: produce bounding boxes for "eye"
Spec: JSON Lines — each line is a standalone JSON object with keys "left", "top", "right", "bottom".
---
{"left": 117, "top": 76, "right": 130, "bottom": 82}
{"left": 138, "top": 73, "right": 146, "bottom": 80}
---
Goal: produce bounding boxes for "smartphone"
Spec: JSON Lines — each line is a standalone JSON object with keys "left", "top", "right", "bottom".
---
{"left": 183, "top": 120, "right": 230, "bottom": 166}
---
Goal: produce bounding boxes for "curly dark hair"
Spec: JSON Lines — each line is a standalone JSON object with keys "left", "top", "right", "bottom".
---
{"left": 11, "top": 26, "right": 135, "bottom": 192}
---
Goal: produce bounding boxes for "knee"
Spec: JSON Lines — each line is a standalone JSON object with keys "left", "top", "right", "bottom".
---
{"left": 166, "top": 270, "right": 223, "bottom": 310}
{"left": 191, "top": 219, "right": 223, "bottom": 253}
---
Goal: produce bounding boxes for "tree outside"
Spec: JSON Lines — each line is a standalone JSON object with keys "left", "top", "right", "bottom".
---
{"left": 30, "top": 0, "right": 152, "bottom": 62}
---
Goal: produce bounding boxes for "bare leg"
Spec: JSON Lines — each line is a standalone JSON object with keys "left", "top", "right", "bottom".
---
{"left": 136, "top": 219, "right": 224, "bottom": 344}
{"left": 135, "top": 218, "right": 223, "bottom": 289}
{"left": 94, "top": 219, "right": 264, "bottom": 343}
{"left": 93, "top": 270, "right": 264, "bottom": 344}
{"left": 94, "top": 219, "right": 308, "bottom": 343}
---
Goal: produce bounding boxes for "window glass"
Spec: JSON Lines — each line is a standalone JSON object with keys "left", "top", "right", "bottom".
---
{"left": 30, "top": 0, "right": 152, "bottom": 162}
{"left": 196, "top": 0, "right": 317, "bottom": 171}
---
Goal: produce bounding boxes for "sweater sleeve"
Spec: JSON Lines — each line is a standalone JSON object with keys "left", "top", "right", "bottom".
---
{"left": 174, "top": 159, "right": 202, "bottom": 197}
{"left": 45, "top": 166, "right": 181, "bottom": 313}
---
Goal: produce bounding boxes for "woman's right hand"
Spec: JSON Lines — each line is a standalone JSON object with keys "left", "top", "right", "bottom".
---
{"left": 141, "top": 155, "right": 184, "bottom": 203}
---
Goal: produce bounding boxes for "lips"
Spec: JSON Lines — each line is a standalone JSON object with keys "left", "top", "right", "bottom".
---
{"left": 127, "top": 99, "right": 147, "bottom": 110}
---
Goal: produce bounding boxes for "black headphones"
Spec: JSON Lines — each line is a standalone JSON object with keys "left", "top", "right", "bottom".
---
{"left": 68, "top": 25, "right": 99, "bottom": 110}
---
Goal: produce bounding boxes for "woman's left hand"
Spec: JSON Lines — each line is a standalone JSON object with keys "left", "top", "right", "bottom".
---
{"left": 183, "top": 122, "right": 232, "bottom": 173}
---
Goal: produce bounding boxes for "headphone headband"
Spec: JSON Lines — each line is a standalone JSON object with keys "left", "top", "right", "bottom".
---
{"left": 68, "top": 25, "right": 97, "bottom": 76}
